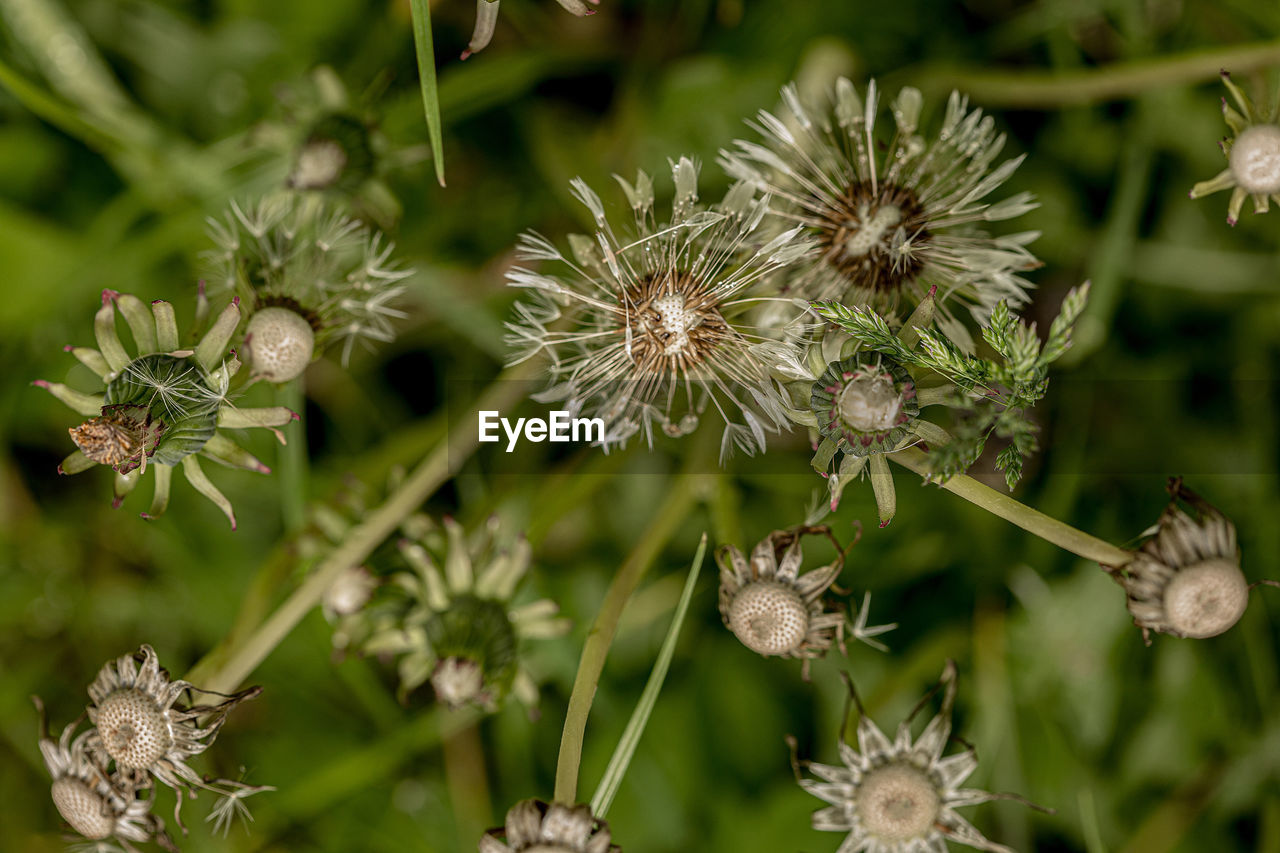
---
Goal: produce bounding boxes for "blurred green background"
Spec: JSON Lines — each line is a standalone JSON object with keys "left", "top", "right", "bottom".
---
{"left": 2, "top": 0, "right": 1279, "bottom": 851}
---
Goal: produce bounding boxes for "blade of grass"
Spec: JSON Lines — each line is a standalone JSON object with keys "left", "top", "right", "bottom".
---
{"left": 408, "top": 0, "right": 447, "bottom": 187}
{"left": 589, "top": 533, "right": 707, "bottom": 819}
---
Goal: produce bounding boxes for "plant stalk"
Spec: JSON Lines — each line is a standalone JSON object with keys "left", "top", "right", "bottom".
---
{"left": 553, "top": 467, "right": 710, "bottom": 804}
{"left": 888, "top": 447, "right": 1131, "bottom": 567}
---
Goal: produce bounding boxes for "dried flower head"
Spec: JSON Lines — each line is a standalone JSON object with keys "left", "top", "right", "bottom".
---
{"left": 36, "top": 290, "right": 297, "bottom": 527}
{"left": 722, "top": 78, "right": 1039, "bottom": 343}
{"left": 355, "top": 516, "right": 570, "bottom": 711}
{"left": 717, "top": 524, "right": 894, "bottom": 678}
{"left": 85, "top": 645, "right": 264, "bottom": 830}
{"left": 799, "top": 661, "right": 1046, "bottom": 853}
{"left": 203, "top": 195, "right": 411, "bottom": 379}
{"left": 463, "top": 0, "right": 600, "bottom": 60}
{"left": 36, "top": 702, "right": 172, "bottom": 852}
{"left": 1190, "top": 71, "right": 1280, "bottom": 224}
{"left": 506, "top": 156, "right": 815, "bottom": 459}
{"left": 1106, "top": 479, "right": 1276, "bottom": 643}
{"left": 479, "top": 799, "right": 619, "bottom": 853}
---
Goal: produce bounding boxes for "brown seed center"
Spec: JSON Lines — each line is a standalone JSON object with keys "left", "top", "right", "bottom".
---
{"left": 819, "top": 182, "right": 929, "bottom": 293}
{"left": 621, "top": 272, "right": 726, "bottom": 374}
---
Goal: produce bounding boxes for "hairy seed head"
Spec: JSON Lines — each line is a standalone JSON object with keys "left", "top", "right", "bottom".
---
{"left": 1163, "top": 558, "right": 1249, "bottom": 638}
{"left": 51, "top": 777, "right": 115, "bottom": 839}
{"left": 96, "top": 688, "right": 171, "bottom": 770}
{"left": 727, "top": 582, "right": 809, "bottom": 655}
{"left": 856, "top": 763, "right": 941, "bottom": 842}
{"left": 1229, "top": 124, "right": 1280, "bottom": 195}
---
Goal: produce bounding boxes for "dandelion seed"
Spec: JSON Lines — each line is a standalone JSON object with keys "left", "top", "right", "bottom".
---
{"left": 722, "top": 78, "right": 1039, "bottom": 340}
{"left": 505, "top": 157, "right": 816, "bottom": 458}
{"left": 205, "top": 782, "right": 275, "bottom": 837}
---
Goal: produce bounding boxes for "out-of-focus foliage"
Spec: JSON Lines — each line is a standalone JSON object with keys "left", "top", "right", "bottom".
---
{"left": 1, "top": 1, "right": 1278, "bottom": 852}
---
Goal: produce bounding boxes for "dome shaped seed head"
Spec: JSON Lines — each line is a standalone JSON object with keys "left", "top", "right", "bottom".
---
{"left": 1163, "top": 558, "right": 1249, "bottom": 639}
{"left": 50, "top": 777, "right": 115, "bottom": 839}
{"left": 838, "top": 374, "right": 903, "bottom": 432}
{"left": 856, "top": 763, "right": 941, "bottom": 842}
{"left": 1229, "top": 125, "right": 1280, "bottom": 195}
{"left": 96, "top": 688, "right": 172, "bottom": 769}
{"left": 431, "top": 656, "right": 485, "bottom": 708}
{"left": 245, "top": 307, "right": 316, "bottom": 383}
{"left": 727, "top": 581, "right": 809, "bottom": 655}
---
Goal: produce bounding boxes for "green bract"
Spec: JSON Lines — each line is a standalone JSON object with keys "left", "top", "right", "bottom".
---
{"left": 38, "top": 290, "right": 298, "bottom": 528}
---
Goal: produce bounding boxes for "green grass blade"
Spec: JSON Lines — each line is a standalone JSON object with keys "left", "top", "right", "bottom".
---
{"left": 408, "top": 0, "right": 447, "bottom": 187}
{"left": 589, "top": 532, "right": 707, "bottom": 819}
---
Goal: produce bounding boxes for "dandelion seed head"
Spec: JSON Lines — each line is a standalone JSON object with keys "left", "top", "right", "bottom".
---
{"left": 245, "top": 306, "right": 316, "bottom": 382}
{"left": 855, "top": 762, "right": 941, "bottom": 841}
{"left": 1160, "top": 557, "right": 1249, "bottom": 639}
{"left": 51, "top": 777, "right": 117, "bottom": 840}
{"left": 1228, "top": 124, "right": 1280, "bottom": 195}
{"left": 95, "top": 688, "right": 172, "bottom": 770}
{"left": 726, "top": 581, "right": 809, "bottom": 655}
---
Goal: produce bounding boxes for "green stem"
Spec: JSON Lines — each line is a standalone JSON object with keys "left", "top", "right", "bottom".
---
{"left": 442, "top": 712, "right": 492, "bottom": 844}
{"left": 910, "top": 38, "right": 1280, "bottom": 106}
{"left": 553, "top": 467, "right": 710, "bottom": 804}
{"left": 279, "top": 378, "right": 309, "bottom": 532}
{"left": 888, "top": 447, "right": 1131, "bottom": 567}
{"left": 187, "top": 361, "right": 537, "bottom": 693}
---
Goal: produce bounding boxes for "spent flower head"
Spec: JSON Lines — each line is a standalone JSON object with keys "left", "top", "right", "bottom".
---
{"left": 203, "top": 194, "right": 411, "bottom": 381}
{"left": 1106, "top": 478, "right": 1277, "bottom": 644}
{"left": 84, "top": 645, "right": 265, "bottom": 831}
{"left": 37, "top": 290, "right": 297, "bottom": 528}
{"left": 716, "top": 524, "right": 894, "bottom": 679}
{"left": 35, "top": 701, "right": 173, "bottom": 853}
{"left": 505, "top": 156, "right": 815, "bottom": 460}
{"left": 1190, "top": 71, "right": 1280, "bottom": 225}
{"left": 350, "top": 515, "right": 570, "bottom": 711}
{"left": 798, "top": 661, "right": 1047, "bottom": 853}
{"left": 479, "top": 799, "right": 618, "bottom": 853}
{"left": 721, "top": 78, "right": 1040, "bottom": 346}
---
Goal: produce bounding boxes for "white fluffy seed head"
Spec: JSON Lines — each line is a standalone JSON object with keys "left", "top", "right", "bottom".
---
{"left": 1163, "top": 557, "right": 1249, "bottom": 639}
{"left": 856, "top": 762, "right": 941, "bottom": 842}
{"left": 50, "top": 777, "right": 115, "bottom": 839}
{"left": 839, "top": 373, "right": 903, "bottom": 432}
{"left": 245, "top": 307, "right": 316, "bottom": 383}
{"left": 96, "top": 687, "right": 171, "bottom": 770}
{"left": 1229, "top": 124, "right": 1280, "bottom": 195}
{"left": 727, "top": 581, "right": 809, "bottom": 655}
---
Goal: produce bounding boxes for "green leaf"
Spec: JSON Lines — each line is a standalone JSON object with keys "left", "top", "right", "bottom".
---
{"left": 589, "top": 533, "right": 707, "bottom": 818}
{"left": 408, "top": 0, "right": 447, "bottom": 187}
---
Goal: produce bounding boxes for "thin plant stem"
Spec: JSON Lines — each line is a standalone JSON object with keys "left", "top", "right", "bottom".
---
{"left": 442, "top": 712, "right": 492, "bottom": 845}
{"left": 909, "top": 38, "right": 1280, "bottom": 107}
{"left": 888, "top": 447, "right": 1131, "bottom": 567}
{"left": 279, "top": 378, "right": 309, "bottom": 532}
{"left": 553, "top": 465, "right": 712, "bottom": 804}
{"left": 187, "top": 361, "right": 538, "bottom": 693}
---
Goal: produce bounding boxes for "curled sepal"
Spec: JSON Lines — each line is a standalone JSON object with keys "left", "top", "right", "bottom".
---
{"left": 142, "top": 464, "right": 173, "bottom": 520}
{"left": 195, "top": 300, "right": 242, "bottom": 373}
{"left": 201, "top": 434, "right": 271, "bottom": 474}
{"left": 868, "top": 454, "right": 896, "bottom": 527}
{"left": 218, "top": 406, "right": 298, "bottom": 431}
{"left": 181, "top": 455, "right": 237, "bottom": 530}
{"left": 115, "top": 293, "right": 158, "bottom": 354}
{"left": 152, "top": 300, "right": 180, "bottom": 352}
{"left": 95, "top": 291, "right": 131, "bottom": 374}
{"left": 33, "top": 380, "right": 104, "bottom": 416}
{"left": 112, "top": 468, "right": 141, "bottom": 509}
{"left": 58, "top": 450, "right": 96, "bottom": 476}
